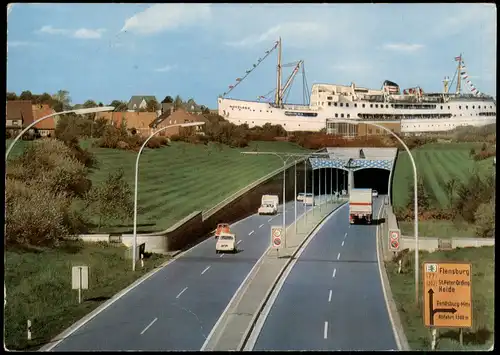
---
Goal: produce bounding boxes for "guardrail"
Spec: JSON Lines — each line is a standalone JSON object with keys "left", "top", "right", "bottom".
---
{"left": 201, "top": 148, "right": 324, "bottom": 220}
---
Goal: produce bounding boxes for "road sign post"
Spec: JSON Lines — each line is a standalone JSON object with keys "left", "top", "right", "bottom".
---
{"left": 423, "top": 261, "right": 472, "bottom": 330}
{"left": 389, "top": 228, "right": 400, "bottom": 251}
{"left": 72, "top": 265, "right": 89, "bottom": 304}
{"left": 270, "top": 226, "right": 283, "bottom": 258}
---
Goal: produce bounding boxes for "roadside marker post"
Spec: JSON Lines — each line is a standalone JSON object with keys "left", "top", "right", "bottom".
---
{"left": 141, "top": 254, "right": 144, "bottom": 268}
{"left": 27, "top": 320, "right": 32, "bottom": 340}
{"left": 423, "top": 261, "right": 472, "bottom": 350}
{"left": 72, "top": 265, "right": 89, "bottom": 304}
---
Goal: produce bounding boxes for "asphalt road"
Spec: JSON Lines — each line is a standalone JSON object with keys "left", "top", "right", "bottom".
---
{"left": 50, "top": 197, "right": 329, "bottom": 351}
{"left": 252, "top": 196, "right": 398, "bottom": 351}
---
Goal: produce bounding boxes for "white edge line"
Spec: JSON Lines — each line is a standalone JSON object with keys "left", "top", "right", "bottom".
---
{"left": 328, "top": 290, "right": 332, "bottom": 302}
{"left": 248, "top": 230, "right": 254, "bottom": 236}
{"left": 243, "top": 203, "right": 348, "bottom": 351}
{"left": 375, "top": 198, "right": 403, "bottom": 351}
{"left": 140, "top": 317, "right": 158, "bottom": 335}
{"left": 201, "top": 266, "right": 211, "bottom": 275}
{"left": 344, "top": 232, "right": 347, "bottom": 238}
{"left": 176, "top": 286, "right": 188, "bottom": 299}
{"left": 259, "top": 224, "right": 264, "bottom": 228}
{"left": 237, "top": 240, "right": 242, "bottom": 245}
{"left": 324, "top": 321, "right": 328, "bottom": 339}
{"left": 332, "top": 268, "right": 336, "bottom": 278}
{"left": 202, "top": 201, "right": 326, "bottom": 351}
{"left": 341, "top": 240, "right": 345, "bottom": 247}
{"left": 40, "top": 209, "right": 264, "bottom": 351}
{"left": 220, "top": 253, "right": 224, "bottom": 258}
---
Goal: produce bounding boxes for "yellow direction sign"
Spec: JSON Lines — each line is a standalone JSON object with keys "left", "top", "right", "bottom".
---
{"left": 423, "top": 261, "right": 472, "bottom": 328}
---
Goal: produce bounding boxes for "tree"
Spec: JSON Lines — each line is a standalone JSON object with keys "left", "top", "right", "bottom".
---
{"left": 35, "top": 92, "right": 52, "bottom": 105}
{"left": 406, "top": 176, "right": 431, "bottom": 213}
{"left": 6, "top": 92, "right": 17, "bottom": 101}
{"left": 83, "top": 100, "right": 98, "bottom": 108}
{"left": 52, "top": 90, "right": 71, "bottom": 110}
{"left": 110, "top": 100, "right": 128, "bottom": 112}
{"left": 19, "top": 90, "right": 33, "bottom": 101}
{"left": 146, "top": 98, "right": 160, "bottom": 112}
{"left": 444, "top": 176, "right": 458, "bottom": 209}
{"left": 85, "top": 168, "right": 134, "bottom": 230}
{"left": 162, "top": 95, "right": 174, "bottom": 103}
{"left": 174, "top": 95, "right": 183, "bottom": 110}
{"left": 474, "top": 198, "right": 495, "bottom": 238}
{"left": 200, "top": 105, "right": 210, "bottom": 114}
{"left": 98, "top": 102, "right": 103, "bottom": 107}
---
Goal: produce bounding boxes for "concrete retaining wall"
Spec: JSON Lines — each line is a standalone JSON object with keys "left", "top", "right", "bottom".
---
{"left": 399, "top": 236, "right": 495, "bottom": 252}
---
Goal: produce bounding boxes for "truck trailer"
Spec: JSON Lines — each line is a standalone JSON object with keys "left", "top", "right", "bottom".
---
{"left": 349, "top": 188, "right": 373, "bottom": 224}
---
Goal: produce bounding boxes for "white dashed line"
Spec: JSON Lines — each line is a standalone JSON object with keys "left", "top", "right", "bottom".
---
{"left": 176, "top": 287, "right": 188, "bottom": 299}
{"left": 332, "top": 268, "right": 337, "bottom": 278}
{"left": 140, "top": 317, "right": 157, "bottom": 335}
{"left": 248, "top": 230, "right": 254, "bottom": 236}
{"left": 337, "top": 253, "right": 341, "bottom": 260}
{"left": 259, "top": 224, "right": 264, "bottom": 228}
{"left": 237, "top": 240, "right": 242, "bottom": 245}
{"left": 219, "top": 253, "right": 224, "bottom": 258}
{"left": 344, "top": 232, "right": 347, "bottom": 239}
{"left": 341, "top": 240, "right": 345, "bottom": 247}
{"left": 201, "top": 266, "right": 211, "bottom": 275}
{"left": 328, "top": 290, "right": 332, "bottom": 302}
{"left": 268, "top": 218, "right": 273, "bottom": 222}
{"left": 324, "top": 321, "right": 328, "bottom": 339}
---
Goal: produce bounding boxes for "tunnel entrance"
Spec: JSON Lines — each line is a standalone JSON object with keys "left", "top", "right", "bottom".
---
{"left": 353, "top": 168, "right": 390, "bottom": 195}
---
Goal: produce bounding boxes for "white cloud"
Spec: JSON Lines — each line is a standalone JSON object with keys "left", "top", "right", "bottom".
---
{"left": 121, "top": 4, "right": 211, "bottom": 35}
{"left": 383, "top": 43, "right": 424, "bottom": 52}
{"left": 38, "top": 25, "right": 69, "bottom": 35}
{"left": 73, "top": 28, "right": 106, "bottom": 39}
{"left": 225, "top": 22, "right": 329, "bottom": 49}
{"left": 155, "top": 64, "right": 177, "bottom": 72}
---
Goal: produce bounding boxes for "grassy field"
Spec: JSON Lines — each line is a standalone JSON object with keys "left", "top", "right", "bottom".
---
{"left": 4, "top": 242, "right": 171, "bottom": 351}
{"left": 399, "top": 220, "right": 477, "bottom": 238}
{"left": 392, "top": 142, "right": 494, "bottom": 210}
{"left": 386, "top": 246, "right": 494, "bottom": 351}
{"left": 6, "top": 140, "right": 309, "bottom": 233}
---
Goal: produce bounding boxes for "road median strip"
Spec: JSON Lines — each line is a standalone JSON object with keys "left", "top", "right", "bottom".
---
{"left": 202, "top": 199, "right": 347, "bottom": 351}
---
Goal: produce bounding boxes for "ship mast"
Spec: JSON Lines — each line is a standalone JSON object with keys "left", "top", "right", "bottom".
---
{"left": 275, "top": 37, "right": 282, "bottom": 106}
{"left": 456, "top": 53, "right": 462, "bottom": 94}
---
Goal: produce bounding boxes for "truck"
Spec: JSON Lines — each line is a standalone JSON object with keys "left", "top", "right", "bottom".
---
{"left": 215, "top": 223, "right": 230, "bottom": 239}
{"left": 349, "top": 188, "right": 373, "bottom": 224}
{"left": 258, "top": 194, "right": 279, "bottom": 215}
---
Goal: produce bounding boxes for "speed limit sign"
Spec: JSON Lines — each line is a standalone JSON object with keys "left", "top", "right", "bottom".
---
{"left": 389, "top": 229, "right": 400, "bottom": 251}
{"left": 270, "top": 226, "right": 283, "bottom": 249}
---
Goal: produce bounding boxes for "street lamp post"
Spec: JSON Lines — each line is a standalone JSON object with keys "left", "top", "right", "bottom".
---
{"left": 304, "top": 158, "right": 307, "bottom": 225}
{"left": 294, "top": 161, "right": 297, "bottom": 233}
{"left": 132, "top": 122, "right": 206, "bottom": 271}
{"left": 324, "top": 167, "right": 327, "bottom": 204}
{"left": 332, "top": 119, "right": 419, "bottom": 305}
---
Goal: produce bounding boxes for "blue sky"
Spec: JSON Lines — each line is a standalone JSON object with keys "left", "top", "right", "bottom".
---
{"left": 7, "top": 3, "right": 497, "bottom": 108}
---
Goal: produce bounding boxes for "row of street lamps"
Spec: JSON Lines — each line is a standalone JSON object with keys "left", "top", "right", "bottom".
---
{"left": 5, "top": 113, "right": 419, "bottom": 304}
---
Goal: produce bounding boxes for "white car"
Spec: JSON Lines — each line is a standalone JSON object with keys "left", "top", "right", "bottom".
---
{"left": 303, "top": 193, "right": 315, "bottom": 206}
{"left": 216, "top": 233, "right": 237, "bottom": 254}
{"left": 297, "top": 193, "right": 305, "bottom": 201}
{"left": 372, "top": 190, "right": 379, "bottom": 197}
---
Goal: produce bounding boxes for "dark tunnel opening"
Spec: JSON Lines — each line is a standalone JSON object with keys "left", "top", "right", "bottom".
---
{"left": 353, "top": 168, "right": 390, "bottom": 195}
{"left": 307, "top": 168, "right": 348, "bottom": 196}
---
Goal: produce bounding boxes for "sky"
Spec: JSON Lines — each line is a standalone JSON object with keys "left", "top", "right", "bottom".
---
{"left": 7, "top": 3, "right": 497, "bottom": 108}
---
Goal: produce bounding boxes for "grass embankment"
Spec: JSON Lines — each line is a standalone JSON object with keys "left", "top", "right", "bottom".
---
{"left": 4, "top": 242, "right": 171, "bottom": 351}
{"left": 386, "top": 246, "right": 494, "bottom": 350}
{"left": 392, "top": 142, "right": 494, "bottom": 237}
{"left": 7, "top": 140, "right": 309, "bottom": 233}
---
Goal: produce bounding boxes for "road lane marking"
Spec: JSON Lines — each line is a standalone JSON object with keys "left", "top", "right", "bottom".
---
{"left": 344, "top": 232, "right": 347, "bottom": 239}
{"left": 140, "top": 317, "right": 157, "bottom": 335}
{"left": 201, "top": 266, "right": 211, "bottom": 275}
{"left": 332, "top": 268, "right": 337, "bottom": 278}
{"left": 268, "top": 218, "right": 273, "bottom": 222}
{"left": 219, "top": 253, "right": 224, "bottom": 258}
{"left": 341, "top": 240, "right": 345, "bottom": 247}
{"left": 176, "top": 287, "right": 188, "bottom": 299}
{"left": 337, "top": 253, "right": 341, "bottom": 260}
{"left": 328, "top": 290, "right": 332, "bottom": 302}
{"left": 259, "top": 224, "right": 264, "bottom": 228}
{"left": 237, "top": 240, "right": 242, "bottom": 245}
{"left": 324, "top": 321, "right": 328, "bottom": 339}
{"left": 248, "top": 230, "right": 254, "bottom": 236}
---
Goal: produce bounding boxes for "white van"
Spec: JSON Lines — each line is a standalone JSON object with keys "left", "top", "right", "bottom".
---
{"left": 303, "top": 193, "right": 315, "bottom": 206}
{"left": 216, "top": 233, "right": 237, "bottom": 254}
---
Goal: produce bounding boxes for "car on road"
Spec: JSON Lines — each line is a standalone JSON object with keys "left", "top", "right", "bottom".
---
{"left": 372, "top": 190, "right": 378, "bottom": 197}
{"left": 296, "top": 192, "right": 305, "bottom": 201}
{"left": 215, "top": 223, "right": 230, "bottom": 238}
{"left": 303, "top": 193, "right": 315, "bottom": 206}
{"left": 216, "top": 232, "right": 237, "bottom": 254}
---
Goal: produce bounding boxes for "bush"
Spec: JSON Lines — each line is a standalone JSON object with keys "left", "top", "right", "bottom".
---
{"left": 170, "top": 134, "right": 183, "bottom": 142}
{"left": 453, "top": 173, "right": 494, "bottom": 223}
{"left": 473, "top": 150, "right": 495, "bottom": 161}
{"left": 474, "top": 199, "right": 495, "bottom": 238}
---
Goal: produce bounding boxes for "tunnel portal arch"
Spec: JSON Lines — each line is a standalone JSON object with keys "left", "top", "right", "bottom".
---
{"left": 353, "top": 168, "right": 391, "bottom": 195}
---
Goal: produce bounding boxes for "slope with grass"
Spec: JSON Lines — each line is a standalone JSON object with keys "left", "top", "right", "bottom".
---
{"left": 386, "top": 246, "right": 494, "bottom": 351}
{"left": 392, "top": 142, "right": 494, "bottom": 210}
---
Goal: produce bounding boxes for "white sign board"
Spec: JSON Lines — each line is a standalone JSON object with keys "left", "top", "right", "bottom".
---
{"left": 72, "top": 266, "right": 89, "bottom": 290}
{"left": 270, "top": 226, "right": 283, "bottom": 249}
{"left": 389, "top": 229, "right": 400, "bottom": 251}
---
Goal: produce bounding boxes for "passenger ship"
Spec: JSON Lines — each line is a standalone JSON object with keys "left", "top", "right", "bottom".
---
{"left": 217, "top": 38, "right": 496, "bottom": 136}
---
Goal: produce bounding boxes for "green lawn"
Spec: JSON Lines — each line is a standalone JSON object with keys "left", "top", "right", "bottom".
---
{"left": 4, "top": 242, "right": 171, "bottom": 351}
{"left": 399, "top": 220, "right": 477, "bottom": 238}
{"left": 6, "top": 140, "right": 310, "bottom": 233}
{"left": 393, "top": 142, "right": 494, "bottom": 209}
{"left": 386, "top": 246, "right": 494, "bottom": 351}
